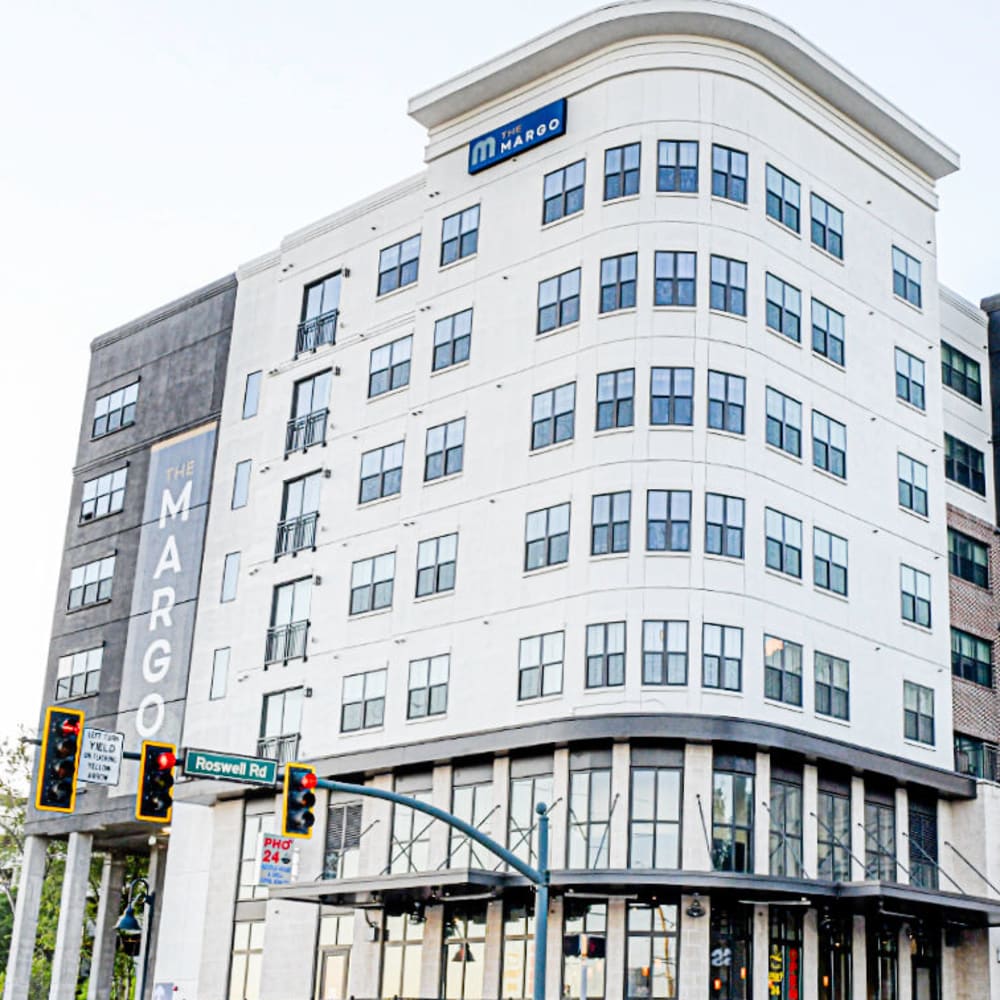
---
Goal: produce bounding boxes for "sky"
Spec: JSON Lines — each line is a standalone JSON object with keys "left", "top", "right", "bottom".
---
{"left": 0, "top": 0, "right": 997, "bottom": 744}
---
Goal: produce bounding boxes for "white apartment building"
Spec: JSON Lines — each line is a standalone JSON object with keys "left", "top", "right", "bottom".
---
{"left": 151, "top": 3, "right": 1000, "bottom": 999}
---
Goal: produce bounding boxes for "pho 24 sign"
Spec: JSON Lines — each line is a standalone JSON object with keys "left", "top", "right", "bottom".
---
{"left": 258, "top": 833, "right": 297, "bottom": 887}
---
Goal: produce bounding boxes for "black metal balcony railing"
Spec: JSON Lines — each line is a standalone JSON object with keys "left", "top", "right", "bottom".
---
{"left": 285, "top": 408, "right": 328, "bottom": 455}
{"left": 256, "top": 733, "right": 300, "bottom": 764}
{"left": 265, "top": 620, "right": 309, "bottom": 665}
{"left": 275, "top": 512, "right": 319, "bottom": 558}
{"left": 295, "top": 308, "right": 338, "bottom": 356}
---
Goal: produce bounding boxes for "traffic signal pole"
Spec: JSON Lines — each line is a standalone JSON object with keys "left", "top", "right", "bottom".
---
{"left": 314, "top": 777, "right": 551, "bottom": 1000}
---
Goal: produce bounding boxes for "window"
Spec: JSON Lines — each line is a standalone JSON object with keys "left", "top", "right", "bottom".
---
{"left": 900, "top": 564, "right": 931, "bottom": 627}
{"left": 518, "top": 631, "right": 563, "bottom": 700}
{"left": 209, "top": 647, "right": 228, "bottom": 701}
{"left": 55, "top": 647, "right": 102, "bottom": 699}
{"left": 712, "top": 764, "right": 753, "bottom": 872}
{"left": 765, "top": 387, "right": 802, "bottom": 457}
{"left": 604, "top": 142, "right": 640, "bottom": 200}
{"left": 702, "top": 624, "right": 742, "bottom": 691}
{"left": 812, "top": 300, "right": 845, "bottom": 366}
{"left": 864, "top": 796, "right": 896, "bottom": 881}
{"left": 286, "top": 369, "right": 331, "bottom": 454}
{"left": 903, "top": 681, "right": 934, "bottom": 744}
{"left": 350, "top": 552, "right": 395, "bottom": 614}
{"left": 945, "top": 433, "right": 986, "bottom": 494}
{"left": 568, "top": 766, "right": 612, "bottom": 867}
{"left": 359, "top": 441, "right": 404, "bottom": 503}
{"left": 229, "top": 922, "right": 264, "bottom": 1000}
{"left": 811, "top": 412, "right": 847, "bottom": 479}
{"left": 941, "top": 341, "right": 982, "bottom": 403}
{"left": 524, "top": 502, "right": 570, "bottom": 571}
{"left": 625, "top": 904, "right": 679, "bottom": 1000}
{"left": 951, "top": 628, "right": 992, "bottom": 686}
{"left": 815, "top": 652, "right": 849, "bottom": 720}
{"left": 591, "top": 491, "right": 630, "bottom": 555}
{"left": 817, "top": 787, "right": 851, "bottom": 880}
{"left": 765, "top": 273, "right": 802, "bottom": 341}
{"left": 892, "top": 246, "right": 922, "bottom": 307}
{"left": 416, "top": 533, "right": 457, "bottom": 597}
{"left": 407, "top": 654, "right": 449, "bottom": 718}
{"left": 276, "top": 471, "right": 321, "bottom": 558}
{"left": 768, "top": 909, "right": 803, "bottom": 1000}
{"left": 341, "top": 669, "right": 387, "bottom": 731}
{"left": 765, "top": 508, "right": 802, "bottom": 577}
{"left": 433, "top": 308, "right": 472, "bottom": 371}
{"left": 868, "top": 924, "right": 898, "bottom": 1000}
{"left": 80, "top": 467, "right": 127, "bottom": 521}
{"left": 68, "top": 555, "right": 115, "bottom": 609}
{"left": 650, "top": 367, "right": 693, "bottom": 426}
{"left": 646, "top": 490, "right": 691, "bottom": 552}
{"left": 368, "top": 335, "right": 412, "bottom": 397}
{"left": 709, "top": 906, "right": 753, "bottom": 1000}
{"left": 531, "top": 383, "right": 575, "bottom": 450}
{"left": 908, "top": 799, "right": 938, "bottom": 888}
{"left": 897, "top": 453, "right": 928, "bottom": 515}
{"left": 443, "top": 905, "right": 487, "bottom": 999}
{"left": 259, "top": 686, "right": 303, "bottom": 761}
{"left": 92, "top": 381, "right": 139, "bottom": 438}
{"left": 814, "top": 528, "right": 848, "bottom": 596}
{"left": 585, "top": 622, "right": 626, "bottom": 688}
{"left": 654, "top": 251, "right": 696, "bottom": 306}
{"left": 711, "top": 144, "right": 747, "bottom": 203}
{"left": 324, "top": 802, "right": 362, "bottom": 879}
{"left": 378, "top": 234, "right": 420, "bottom": 295}
{"left": 642, "top": 620, "right": 689, "bottom": 686}
{"left": 440, "top": 205, "right": 479, "bottom": 265}
{"left": 810, "top": 193, "right": 844, "bottom": 258}
{"left": 242, "top": 370, "right": 262, "bottom": 418}
{"left": 949, "top": 529, "right": 988, "bottom": 587}
{"left": 765, "top": 164, "right": 800, "bottom": 231}
{"left": 266, "top": 577, "right": 311, "bottom": 663}
{"left": 537, "top": 268, "right": 581, "bottom": 333}
{"left": 425, "top": 418, "right": 465, "bottom": 481}
{"left": 709, "top": 255, "right": 747, "bottom": 315}
{"left": 769, "top": 774, "right": 803, "bottom": 877}
{"left": 894, "top": 348, "right": 925, "bottom": 409}
{"left": 390, "top": 783, "right": 432, "bottom": 874}
{"left": 630, "top": 765, "right": 681, "bottom": 868}
{"left": 955, "top": 734, "right": 996, "bottom": 780}
{"left": 764, "top": 635, "right": 802, "bottom": 706}
{"left": 238, "top": 802, "right": 273, "bottom": 900}
{"left": 543, "top": 159, "right": 585, "bottom": 223}
{"left": 705, "top": 494, "right": 744, "bottom": 559}
{"left": 297, "top": 272, "right": 341, "bottom": 353}
{"left": 451, "top": 777, "right": 494, "bottom": 868}
{"left": 501, "top": 904, "right": 537, "bottom": 998}
{"left": 509, "top": 770, "right": 553, "bottom": 864}
{"left": 231, "top": 460, "right": 251, "bottom": 509}
{"left": 657, "top": 139, "right": 698, "bottom": 192}
{"left": 707, "top": 371, "right": 745, "bottom": 434}
{"left": 596, "top": 369, "right": 635, "bottom": 429}
{"left": 563, "top": 902, "right": 608, "bottom": 1000}
{"left": 599, "top": 253, "right": 637, "bottom": 312}
{"left": 220, "top": 551, "right": 239, "bottom": 603}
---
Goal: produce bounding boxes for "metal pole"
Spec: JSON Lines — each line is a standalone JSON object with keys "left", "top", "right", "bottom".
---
{"left": 533, "top": 802, "right": 549, "bottom": 1000}
{"left": 138, "top": 891, "right": 155, "bottom": 1000}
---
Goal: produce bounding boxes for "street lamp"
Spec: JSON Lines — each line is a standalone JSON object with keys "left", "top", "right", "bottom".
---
{"left": 117, "top": 877, "right": 155, "bottom": 1000}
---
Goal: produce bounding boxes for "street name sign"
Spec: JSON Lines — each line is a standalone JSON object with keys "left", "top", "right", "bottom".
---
{"left": 182, "top": 748, "right": 278, "bottom": 786}
{"left": 79, "top": 728, "right": 123, "bottom": 786}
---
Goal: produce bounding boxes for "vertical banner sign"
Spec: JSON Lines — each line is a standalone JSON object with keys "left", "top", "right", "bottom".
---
{"left": 114, "top": 424, "right": 217, "bottom": 775}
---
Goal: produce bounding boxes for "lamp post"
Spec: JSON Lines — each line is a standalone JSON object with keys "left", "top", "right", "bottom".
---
{"left": 116, "top": 877, "right": 155, "bottom": 1000}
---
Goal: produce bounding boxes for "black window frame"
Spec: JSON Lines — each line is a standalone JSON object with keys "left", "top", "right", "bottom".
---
{"left": 702, "top": 623, "right": 742, "bottom": 691}
{"left": 407, "top": 653, "right": 449, "bottom": 719}
{"left": 341, "top": 669, "right": 387, "bottom": 732}
{"left": 814, "top": 527, "right": 848, "bottom": 596}
{"left": 537, "top": 268, "right": 581, "bottom": 334}
{"left": 892, "top": 246, "right": 922, "bottom": 307}
{"left": 531, "top": 382, "right": 576, "bottom": 450}
{"left": 650, "top": 367, "right": 693, "bottom": 426}
{"left": 765, "top": 508, "right": 802, "bottom": 578}
{"left": 709, "top": 255, "right": 747, "bottom": 316}
{"left": 80, "top": 466, "right": 127, "bottom": 523}
{"left": 711, "top": 144, "right": 747, "bottom": 203}
{"left": 92, "top": 380, "right": 139, "bottom": 439}
{"left": 941, "top": 340, "right": 982, "bottom": 403}
{"left": 657, "top": 139, "right": 698, "bottom": 193}
{"left": 765, "top": 273, "right": 802, "bottom": 341}
{"left": 349, "top": 551, "right": 395, "bottom": 615}
{"left": 599, "top": 253, "right": 638, "bottom": 313}
{"left": 642, "top": 619, "right": 689, "bottom": 686}
{"left": 815, "top": 651, "right": 850, "bottom": 720}
{"left": 377, "top": 234, "right": 421, "bottom": 296}
{"left": 542, "top": 159, "right": 585, "bottom": 224}
{"left": 424, "top": 418, "right": 465, "bottom": 482}
{"left": 603, "top": 142, "right": 640, "bottom": 200}
{"left": 415, "top": 533, "right": 458, "bottom": 598}
{"left": 359, "top": 441, "right": 404, "bottom": 504}
{"left": 646, "top": 489, "right": 691, "bottom": 552}
{"left": 812, "top": 411, "right": 847, "bottom": 479}
{"left": 440, "top": 205, "right": 480, "bottom": 266}
{"left": 948, "top": 528, "right": 989, "bottom": 587}
{"left": 585, "top": 621, "right": 627, "bottom": 688}
{"left": 707, "top": 370, "right": 745, "bottom": 434}
{"left": 897, "top": 452, "right": 928, "bottom": 515}
{"left": 432, "top": 308, "right": 472, "bottom": 372}
{"left": 903, "top": 681, "right": 935, "bottom": 745}
{"left": 368, "top": 335, "right": 413, "bottom": 398}
{"left": 518, "top": 631, "right": 564, "bottom": 700}
{"left": 894, "top": 347, "right": 926, "bottom": 410}
{"left": 811, "top": 299, "right": 845, "bottom": 366}
{"left": 591, "top": 490, "right": 631, "bottom": 555}
{"left": 951, "top": 627, "right": 992, "bottom": 686}
{"left": 653, "top": 250, "right": 697, "bottom": 306}
{"left": 524, "top": 502, "right": 571, "bottom": 571}
{"left": 711, "top": 766, "right": 754, "bottom": 873}
{"left": 596, "top": 368, "right": 635, "bottom": 430}
{"left": 945, "top": 433, "right": 986, "bottom": 495}
{"left": 765, "top": 387, "right": 802, "bottom": 457}
{"left": 810, "top": 193, "right": 844, "bottom": 258}
{"left": 764, "top": 634, "right": 803, "bottom": 707}
{"left": 765, "top": 164, "right": 801, "bottom": 232}
{"left": 705, "top": 493, "right": 744, "bottom": 559}
{"left": 900, "top": 564, "right": 931, "bottom": 627}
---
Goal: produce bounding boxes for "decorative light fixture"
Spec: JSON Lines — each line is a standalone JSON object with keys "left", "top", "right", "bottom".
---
{"left": 686, "top": 893, "right": 705, "bottom": 919}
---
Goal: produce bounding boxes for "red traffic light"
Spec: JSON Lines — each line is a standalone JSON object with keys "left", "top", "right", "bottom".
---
{"left": 60, "top": 718, "right": 81, "bottom": 736}
{"left": 299, "top": 770, "right": 318, "bottom": 790}
{"left": 156, "top": 751, "right": 177, "bottom": 770}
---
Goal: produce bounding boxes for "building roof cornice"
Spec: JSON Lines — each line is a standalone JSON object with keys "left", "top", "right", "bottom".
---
{"left": 408, "top": 0, "right": 958, "bottom": 180}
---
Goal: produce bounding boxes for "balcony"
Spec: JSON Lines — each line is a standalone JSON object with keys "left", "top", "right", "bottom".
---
{"left": 285, "top": 408, "right": 328, "bottom": 455}
{"left": 265, "top": 620, "right": 309, "bottom": 665}
{"left": 275, "top": 512, "right": 319, "bottom": 558}
{"left": 257, "top": 733, "right": 300, "bottom": 764}
{"left": 295, "top": 308, "right": 338, "bottom": 356}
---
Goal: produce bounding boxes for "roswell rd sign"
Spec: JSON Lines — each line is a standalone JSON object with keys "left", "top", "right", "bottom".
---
{"left": 183, "top": 748, "right": 277, "bottom": 786}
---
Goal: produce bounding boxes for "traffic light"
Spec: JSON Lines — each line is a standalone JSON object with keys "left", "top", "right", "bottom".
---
{"left": 136, "top": 741, "right": 176, "bottom": 823}
{"left": 35, "top": 707, "right": 84, "bottom": 812}
{"left": 282, "top": 763, "right": 317, "bottom": 838}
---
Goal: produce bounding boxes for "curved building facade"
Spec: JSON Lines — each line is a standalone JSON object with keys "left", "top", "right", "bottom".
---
{"left": 149, "top": 4, "right": 1000, "bottom": 999}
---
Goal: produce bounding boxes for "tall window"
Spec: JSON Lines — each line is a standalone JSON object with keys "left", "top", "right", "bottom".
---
{"left": 864, "top": 794, "right": 896, "bottom": 881}
{"left": 508, "top": 769, "right": 553, "bottom": 865}
{"left": 894, "top": 348, "right": 925, "bottom": 409}
{"left": 442, "top": 905, "right": 487, "bottom": 1000}
{"left": 817, "top": 785, "right": 851, "bottom": 880}
{"left": 625, "top": 904, "right": 679, "bottom": 1000}
{"left": 518, "top": 631, "right": 563, "bottom": 700}
{"left": 705, "top": 494, "right": 744, "bottom": 558}
{"left": 537, "top": 268, "right": 581, "bottom": 333}
{"left": 897, "top": 453, "right": 928, "bottom": 515}
{"left": 501, "top": 904, "right": 536, "bottom": 998}
{"left": 368, "top": 335, "right": 412, "bottom": 397}
{"left": 450, "top": 775, "right": 494, "bottom": 867}
{"left": 591, "top": 491, "right": 630, "bottom": 555}
{"left": 266, "top": 577, "right": 311, "bottom": 663}
{"left": 709, "top": 255, "right": 747, "bottom": 315}
{"left": 599, "top": 253, "right": 637, "bottom": 312}
{"left": 80, "top": 467, "right": 127, "bottom": 521}
{"left": 341, "top": 669, "right": 386, "bottom": 732}
{"left": 543, "top": 160, "right": 585, "bottom": 223}
{"left": 586, "top": 622, "right": 626, "bottom": 688}
{"left": 297, "top": 272, "right": 341, "bottom": 353}
{"left": 711, "top": 144, "right": 747, "bottom": 202}
{"left": 815, "top": 652, "right": 850, "bottom": 720}
{"left": 765, "top": 273, "right": 801, "bottom": 341}
{"left": 524, "top": 502, "right": 570, "bottom": 571}
{"left": 242, "top": 370, "right": 262, "bottom": 418}
{"left": 359, "top": 441, "right": 404, "bottom": 503}
{"left": 220, "top": 551, "right": 240, "bottom": 603}
{"left": 531, "top": 383, "right": 575, "bottom": 449}
{"left": 868, "top": 924, "right": 898, "bottom": 1000}
{"left": 812, "top": 299, "right": 845, "bottom": 366}
{"left": 646, "top": 490, "right": 691, "bottom": 552}
{"left": 765, "top": 508, "right": 802, "bottom": 577}
{"left": 702, "top": 624, "right": 742, "bottom": 691}
{"left": 596, "top": 369, "right": 635, "bottom": 429}
{"left": 238, "top": 801, "right": 274, "bottom": 900}
{"left": 768, "top": 909, "right": 804, "bottom": 1000}
{"left": 642, "top": 620, "right": 688, "bottom": 686}
{"left": 630, "top": 765, "right": 681, "bottom": 868}
{"left": 657, "top": 139, "right": 698, "bottom": 192}
{"left": 92, "top": 380, "right": 139, "bottom": 438}
{"left": 276, "top": 471, "right": 321, "bottom": 557}
{"left": 389, "top": 782, "right": 432, "bottom": 874}
{"left": 563, "top": 902, "right": 607, "bottom": 1000}
{"left": 900, "top": 565, "right": 931, "bottom": 627}
{"left": 892, "top": 246, "right": 922, "bottom": 307}
{"left": 650, "top": 367, "right": 693, "bottom": 425}
{"left": 708, "top": 371, "right": 745, "bottom": 433}
{"left": 425, "top": 418, "right": 465, "bottom": 481}
{"left": 908, "top": 799, "right": 938, "bottom": 889}
{"left": 709, "top": 906, "right": 753, "bottom": 1000}
{"left": 769, "top": 772, "right": 803, "bottom": 877}
{"left": 349, "top": 552, "right": 395, "bottom": 615}
{"left": 604, "top": 142, "right": 640, "bottom": 199}
{"left": 945, "top": 433, "right": 986, "bottom": 494}
{"left": 764, "top": 635, "right": 803, "bottom": 706}
{"left": 323, "top": 801, "right": 362, "bottom": 879}
{"left": 287, "top": 369, "right": 331, "bottom": 453}
{"left": 951, "top": 627, "right": 992, "bottom": 686}
{"left": 654, "top": 251, "right": 696, "bottom": 306}
{"left": 416, "top": 533, "right": 457, "bottom": 597}
{"left": 377, "top": 234, "right": 420, "bottom": 295}
{"left": 765, "top": 387, "right": 802, "bottom": 457}
{"left": 765, "top": 164, "right": 800, "bottom": 231}
{"left": 948, "top": 529, "right": 988, "bottom": 586}
{"left": 382, "top": 914, "right": 423, "bottom": 999}
{"left": 407, "top": 654, "right": 449, "bottom": 718}
{"left": 229, "top": 921, "right": 265, "bottom": 1000}
{"left": 55, "top": 647, "right": 102, "bottom": 699}
{"left": 810, "top": 194, "right": 844, "bottom": 258}
{"left": 433, "top": 308, "right": 473, "bottom": 371}
{"left": 568, "top": 766, "right": 612, "bottom": 867}
{"left": 68, "top": 555, "right": 115, "bottom": 610}
{"left": 812, "top": 412, "right": 846, "bottom": 478}
{"left": 712, "top": 761, "right": 753, "bottom": 872}
{"left": 814, "top": 528, "right": 848, "bottom": 596}
{"left": 259, "top": 687, "right": 303, "bottom": 761}
{"left": 231, "top": 459, "right": 251, "bottom": 509}
{"left": 903, "top": 681, "right": 934, "bottom": 744}
{"left": 941, "top": 341, "right": 982, "bottom": 403}
{"left": 440, "top": 205, "right": 479, "bottom": 265}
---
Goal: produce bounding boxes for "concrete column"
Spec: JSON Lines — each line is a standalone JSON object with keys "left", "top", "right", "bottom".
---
{"left": 347, "top": 908, "right": 381, "bottom": 998}
{"left": 850, "top": 777, "right": 866, "bottom": 882}
{"left": 681, "top": 744, "right": 713, "bottom": 870}
{"left": 259, "top": 899, "right": 318, "bottom": 1000}
{"left": 679, "top": 894, "right": 710, "bottom": 999}
{"left": 803, "top": 908, "right": 819, "bottom": 1000}
{"left": 896, "top": 925, "right": 912, "bottom": 1000}
{"left": 544, "top": 896, "right": 563, "bottom": 1000}
{"left": 754, "top": 752, "right": 771, "bottom": 875}
{"left": 605, "top": 898, "right": 627, "bottom": 1000}
{"left": 418, "top": 903, "right": 444, "bottom": 999}
{"left": 802, "top": 764, "right": 819, "bottom": 879}
{"left": 752, "top": 905, "right": 770, "bottom": 1000}
{"left": 895, "top": 787, "right": 910, "bottom": 884}
{"left": 851, "top": 915, "right": 867, "bottom": 1000}
{"left": 4, "top": 834, "right": 48, "bottom": 1000}
{"left": 49, "top": 831, "right": 94, "bottom": 1000}
{"left": 550, "top": 747, "right": 570, "bottom": 869}
{"left": 609, "top": 743, "right": 630, "bottom": 868}
{"left": 87, "top": 852, "right": 126, "bottom": 1000}
{"left": 492, "top": 757, "right": 510, "bottom": 863}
